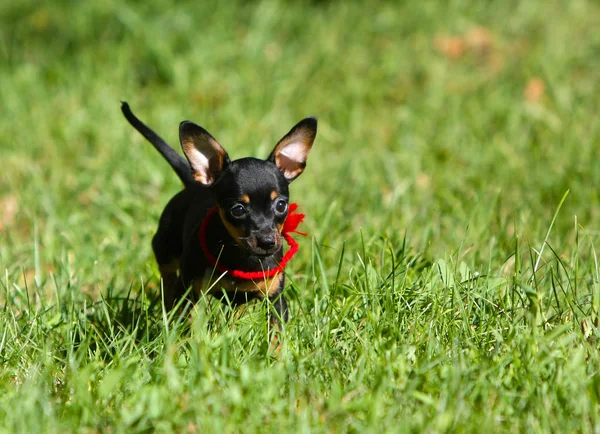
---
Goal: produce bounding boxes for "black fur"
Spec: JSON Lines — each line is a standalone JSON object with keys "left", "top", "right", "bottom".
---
{"left": 121, "top": 102, "right": 194, "bottom": 186}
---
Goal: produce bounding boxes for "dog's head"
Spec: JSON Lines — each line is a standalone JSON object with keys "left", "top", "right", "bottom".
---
{"left": 180, "top": 117, "right": 317, "bottom": 256}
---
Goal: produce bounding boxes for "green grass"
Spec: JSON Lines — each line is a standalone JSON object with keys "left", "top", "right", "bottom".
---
{"left": 2, "top": 0, "right": 600, "bottom": 432}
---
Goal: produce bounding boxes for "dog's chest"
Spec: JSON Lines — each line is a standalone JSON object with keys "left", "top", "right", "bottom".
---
{"left": 193, "top": 270, "right": 283, "bottom": 297}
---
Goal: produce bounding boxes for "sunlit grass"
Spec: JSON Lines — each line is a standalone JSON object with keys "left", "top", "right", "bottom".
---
{"left": 1, "top": 0, "right": 600, "bottom": 432}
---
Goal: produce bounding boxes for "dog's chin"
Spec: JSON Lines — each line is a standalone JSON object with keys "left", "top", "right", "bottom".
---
{"left": 248, "top": 245, "right": 282, "bottom": 258}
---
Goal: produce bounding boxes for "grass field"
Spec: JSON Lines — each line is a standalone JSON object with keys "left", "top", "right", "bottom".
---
{"left": 2, "top": 0, "right": 600, "bottom": 432}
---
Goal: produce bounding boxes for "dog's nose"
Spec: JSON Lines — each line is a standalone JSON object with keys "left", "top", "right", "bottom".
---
{"left": 256, "top": 234, "right": 276, "bottom": 251}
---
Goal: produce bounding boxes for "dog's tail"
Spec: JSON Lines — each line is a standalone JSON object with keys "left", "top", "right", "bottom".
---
{"left": 121, "top": 102, "right": 194, "bottom": 186}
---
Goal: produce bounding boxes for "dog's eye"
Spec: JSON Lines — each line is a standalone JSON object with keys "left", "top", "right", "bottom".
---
{"left": 275, "top": 199, "right": 288, "bottom": 213}
{"left": 230, "top": 204, "right": 246, "bottom": 218}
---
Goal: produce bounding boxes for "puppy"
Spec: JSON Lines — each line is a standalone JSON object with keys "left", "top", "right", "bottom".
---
{"left": 121, "top": 103, "right": 316, "bottom": 325}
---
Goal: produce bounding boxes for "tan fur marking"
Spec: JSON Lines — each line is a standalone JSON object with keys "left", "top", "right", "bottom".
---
{"left": 218, "top": 207, "right": 246, "bottom": 247}
{"left": 257, "top": 272, "right": 284, "bottom": 297}
{"left": 196, "top": 272, "right": 283, "bottom": 297}
{"left": 241, "top": 194, "right": 250, "bottom": 204}
{"left": 270, "top": 190, "right": 278, "bottom": 200}
{"left": 269, "top": 332, "right": 282, "bottom": 355}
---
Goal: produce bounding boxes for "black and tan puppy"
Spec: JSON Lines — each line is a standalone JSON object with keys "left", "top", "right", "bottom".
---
{"left": 121, "top": 103, "right": 316, "bottom": 324}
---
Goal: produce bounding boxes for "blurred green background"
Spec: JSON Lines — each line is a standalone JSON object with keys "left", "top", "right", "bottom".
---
{"left": 3, "top": 1, "right": 600, "bottom": 274}
{"left": 1, "top": 0, "right": 600, "bottom": 432}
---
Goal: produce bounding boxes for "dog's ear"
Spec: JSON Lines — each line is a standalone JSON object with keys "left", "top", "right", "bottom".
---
{"left": 267, "top": 117, "right": 317, "bottom": 182}
{"left": 180, "top": 121, "right": 230, "bottom": 185}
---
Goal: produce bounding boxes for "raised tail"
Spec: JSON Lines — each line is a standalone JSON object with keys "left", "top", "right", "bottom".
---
{"left": 121, "top": 102, "right": 194, "bottom": 186}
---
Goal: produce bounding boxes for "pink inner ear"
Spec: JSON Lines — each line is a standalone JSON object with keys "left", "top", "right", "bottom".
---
{"left": 275, "top": 139, "right": 310, "bottom": 180}
{"left": 277, "top": 153, "right": 304, "bottom": 180}
{"left": 280, "top": 141, "right": 309, "bottom": 163}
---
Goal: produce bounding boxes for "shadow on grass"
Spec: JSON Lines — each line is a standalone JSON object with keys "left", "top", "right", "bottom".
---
{"left": 73, "top": 281, "right": 195, "bottom": 361}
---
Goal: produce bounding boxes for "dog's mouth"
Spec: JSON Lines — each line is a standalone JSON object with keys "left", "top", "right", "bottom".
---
{"left": 243, "top": 233, "right": 283, "bottom": 258}
{"left": 248, "top": 245, "right": 282, "bottom": 258}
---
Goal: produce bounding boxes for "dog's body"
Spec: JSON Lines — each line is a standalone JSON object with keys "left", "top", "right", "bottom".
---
{"left": 121, "top": 103, "right": 317, "bottom": 324}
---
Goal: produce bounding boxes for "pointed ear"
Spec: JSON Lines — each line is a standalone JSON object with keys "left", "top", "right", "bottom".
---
{"left": 267, "top": 117, "right": 317, "bottom": 182}
{"left": 180, "top": 121, "right": 230, "bottom": 185}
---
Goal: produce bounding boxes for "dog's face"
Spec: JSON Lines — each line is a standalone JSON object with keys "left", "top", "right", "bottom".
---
{"left": 180, "top": 118, "right": 317, "bottom": 256}
{"left": 212, "top": 159, "right": 290, "bottom": 256}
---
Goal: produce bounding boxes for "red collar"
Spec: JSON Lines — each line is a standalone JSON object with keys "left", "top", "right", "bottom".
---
{"left": 198, "top": 203, "right": 306, "bottom": 280}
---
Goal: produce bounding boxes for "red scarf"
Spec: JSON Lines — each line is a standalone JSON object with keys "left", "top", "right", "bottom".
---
{"left": 198, "top": 203, "right": 306, "bottom": 280}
